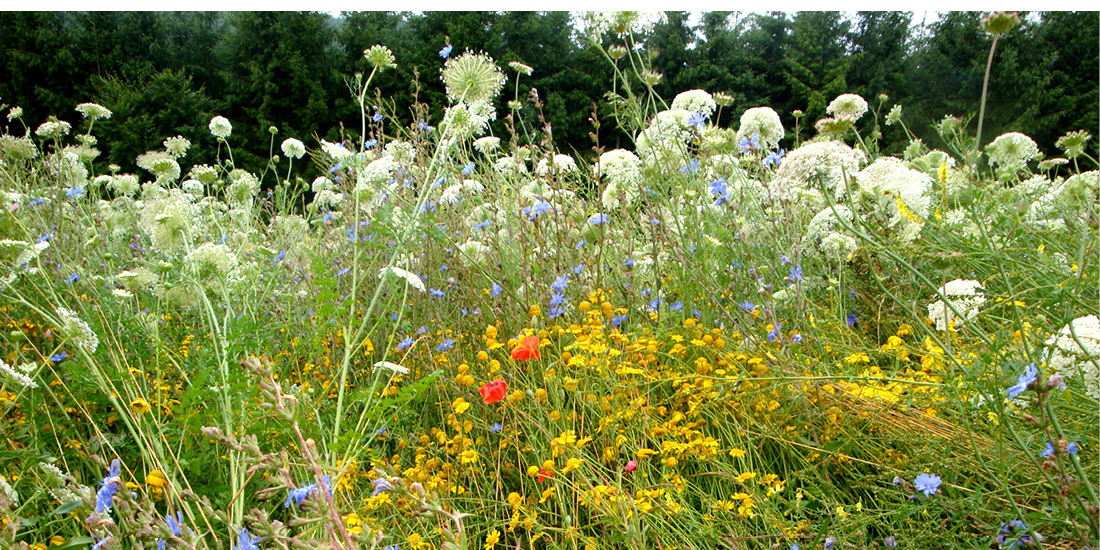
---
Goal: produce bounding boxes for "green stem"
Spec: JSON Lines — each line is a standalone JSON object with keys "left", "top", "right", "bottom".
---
{"left": 976, "top": 35, "right": 999, "bottom": 155}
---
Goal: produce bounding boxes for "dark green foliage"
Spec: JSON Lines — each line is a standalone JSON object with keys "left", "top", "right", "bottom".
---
{"left": 1, "top": 11, "right": 1097, "bottom": 169}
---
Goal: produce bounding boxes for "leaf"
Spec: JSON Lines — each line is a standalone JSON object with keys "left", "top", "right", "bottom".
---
{"left": 52, "top": 499, "right": 83, "bottom": 515}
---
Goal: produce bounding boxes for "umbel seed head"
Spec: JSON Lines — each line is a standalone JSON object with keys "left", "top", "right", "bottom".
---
{"left": 981, "top": 12, "right": 1021, "bottom": 36}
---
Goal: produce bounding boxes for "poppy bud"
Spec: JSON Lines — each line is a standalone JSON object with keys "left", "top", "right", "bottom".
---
{"left": 625, "top": 460, "right": 638, "bottom": 473}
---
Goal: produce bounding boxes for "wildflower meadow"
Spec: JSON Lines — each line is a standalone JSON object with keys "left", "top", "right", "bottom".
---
{"left": 0, "top": 10, "right": 1098, "bottom": 550}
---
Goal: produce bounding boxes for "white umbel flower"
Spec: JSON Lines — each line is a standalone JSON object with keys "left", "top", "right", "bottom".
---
{"left": 281, "top": 138, "right": 306, "bottom": 159}
{"left": 379, "top": 266, "right": 426, "bottom": 293}
{"left": 374, "top": 361, "right": 410, "bottom": 375}
{"left": 76, "top": 102, "right": 112, "bottom": 120}
{"left": 1, "top": 359, "right": 36, "bottom": 388}
{"left": 56, "top": 307, "right": 99, "bottom": 352}
{"left": 208, "top": 116, "right": 232, "bottom": 139}
{"left": 927, "top": 279, "right": 985, "bottom": 332}
{"left": 671, "top": 89, "right": 717, "bottom": 117}
{"left": 986, "top": 132, "right": 1039, "bottom": 171}
{"left": 1045, "top": 315, "right": 1100, "bottom": 399}
{"left": 826, "top": 94, "right": 868, "bottom": 120}
{"left": 736, "top": 107, "right": 784, "bottom": 149}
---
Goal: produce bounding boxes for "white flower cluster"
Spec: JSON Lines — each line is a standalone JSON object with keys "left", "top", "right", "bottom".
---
{"left": 595, "top": 149, "right": 643, "bottom": 210}
{"left": 1026, "top": 170, "right": 1099, "bottom": 229}
{"left": 0, "top": 475, "right": 17, "bottom": 505}
{"left": 56, "top": 306, "right": 99, "bottom": 352}
{"left": 805, "top": 205, "right": 858, "bottom": 260}
{"left": 772, "top": 140, "right": 866, "bottom": 202}
{"left": 637, "top": 109, "right": 694, "bottom": 162}
{"left": 986, "top": 132, "right": 1039, "bottom": 172}
{"left": 139, "top": 191, "right": 198, "bottom": 251}
{"left": 671, "top": 89, "right": 717, "bottom": 117}
{"left": 1044, "top": 315, "right": 1100, "bottom": 399}
{"left": 1, "top": 359, "right": 36, "bottom": 388}
{"left": 474, "top": 136, "right": 500, "bottom": 154}
{"left": 927, "top": 279, "right": 985, "bottom": 332}
{"left": 35, "top": 120, "right": 72, "bottom": 140}
{"left": 826, "top": 93, "right": 868, "bottom": 120}
{"left": 379, "top": 266, "right": 426, "bottom": 293}
{"left": 442, "top": 99, "right": 494, "bottom": 142}
{"left": 736, "top": 107, "right": 784, "bottom": 149}
{"left": 209, "top": 116, "right": 232, "bottom": 139}
{"left": 854, "top": 157, "right": 933, "bottom": 243}
{"left": 281, "top": 138, "right": 306, "bottom": 159}
{"left": 535, "top": 154, "right": 577, "bottom": 177}
{"left": 76, "top": 102, "right": 112, "bottom": 120}
{"left": 185, "top": 242, "right": 240, "bottom": 282}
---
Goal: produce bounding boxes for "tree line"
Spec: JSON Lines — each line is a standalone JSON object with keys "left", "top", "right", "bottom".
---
{"left": 1, "top": 11, "right": 1096, "bottom": 177}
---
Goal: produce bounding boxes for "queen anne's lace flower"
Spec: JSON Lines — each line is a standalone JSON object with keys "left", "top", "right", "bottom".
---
{"left": 1, "top": 359, "right": 36, "bottom": 388}
{"left": 736, "top": 107, "right": 784, "bottom": 149}
{"left": 671, "top": 89, "right": 717, "bottom": 117}
{"left": 855, "top": 156, "right": 933, "bottom": 242}
{"left": 442, "top": 52, "right": 506, "bottom": 105}
{"left": 1044, "top": 315, "right": 1100, "bottom": 399}
{"left": 826, "top": 94, "right": 868, "bottom": 120}
{"left": 281, "top": 138, "right": 306, "bottom": 159}
{"left": 986, "top": 132, "right": 1039, "bottom": 171}
{"left": 56, "top": 307, "right": 99, "bottom": 352}
{"left": 772, "top": 141, "right": 866, "bottom": 201}
{"left": 208, "top": 116, "right": 232, "bottom": 139}
{"left": 379, "top": 266, "right": 425, "bottom": 293}
{"left": 76, "top": 103, "right": 112, "bottom": 120}
{"left": 927, "top": 279, "right": 985, "bottom": 332}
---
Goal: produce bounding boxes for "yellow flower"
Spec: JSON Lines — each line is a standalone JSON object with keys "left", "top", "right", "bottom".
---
{"left": 734, "top": 471, "right": 757, "bottom": 483}
{"left": 728, "top": 448, "right": 745, "bottom": 458}
{"left": 484, "top": 529, "right": 501, "bottom": 550}
{"left": 452, "top": 397, "right": 471, "bottom": 415}
{"left": 407, "top": 533, "right": 430, "bottom": 550}
{"left": 460, "top": 450, "right": 479, "bottom": 465}
{"left": 50, "top": 536, "right": 65, "bottom": 546}
{"left": 131, "top": 398, "right": 152, "bottom": 414}
{"left": 145, "top": 469, "right": 167, "bottom": 489}
{"left": 843, "top": 352, "right": 870, "bottom": 364}
{"left": 528, "top": 304, "right": 541, "bottom": 317}
{"left": 562, "top": 457, "right": 583, "bottom": 474}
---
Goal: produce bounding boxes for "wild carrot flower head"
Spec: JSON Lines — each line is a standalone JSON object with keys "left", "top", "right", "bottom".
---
{"left": 442, "top": 52, "right": 506, "bottom": 105}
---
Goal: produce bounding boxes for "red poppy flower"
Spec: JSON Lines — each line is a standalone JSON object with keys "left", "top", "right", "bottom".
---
{"left": 479, "top": 379, "right": 507, "bottom": 404}
{"left": 511, "top": 335, "right": 540, "bottom": 361}
{"left": 537, "top": 468, "right": 554, "bottom": 483}
{"left": 625, "top": 460, "right": 638, "bottom": 473}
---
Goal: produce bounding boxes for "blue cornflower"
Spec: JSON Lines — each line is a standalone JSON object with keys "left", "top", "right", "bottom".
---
{"left": 589, "top": 213, "right": 608, "bottom": 225}
{"left": 738, "top": 132, "right": 761, "bottom": 154}
{"left": 548, "top": 306, "right": 565, "bottom": 319}
{"left": 166, "top": 511, "right": 184, "bottom": 536}
{"left": 430, "top": 288, "right": 445, "bottom": 298}
{"left": 884, "top": 536, "right": 896, "bottom": 548}
{"left": 371, "top": 477, "right": 393, "bottom": 497}
{"left": 397, "top": 337, "right": 415, "bottom": 351}
{"left": 681, "top": 159, "right": 700, "bottom": 174}
{"left": 490, "top": 282, "right": 502, "bottom": 298}
{"left": 419, "top": 121, "right": 435, "bottom": 132}
{"left": 92, "top": 537, "right": 110, "bottom": 550}
{"left": 764, "top": 148, "right": 786, "bottom": 168}
{"left": 649, "top": 298, "right": 661, "bottom": 311}
{"left": 436, "top": 339, "right": 456, "bottom": 352}
{"left": 439, "top": 44, "right": 453, "bottom": 58}
{"left": 37, "top": 232, "right": 54, "bottom": 243}
{"left": 66, "top": 186, "right": 84, "bottom": 199}
{"left": 384, "top": 546, "right": 401, "bottom": 550}
{"left": 373, "top": 111, "right": 383, "bottom": 123}
{"left": 1040, "top": 442, "right": 1055, "bottom": 458}
{"left": 573, "top": 263, "right": 584, "bottom": 275}
{"left": 612, "top": 313, "right": 626, "bottom": 328}
{"left": 417, "top": 325, "right": 428, "bottom": 335}
{"left": 824, "top": 537, "right": 835, "bottom": 550}
{"left": 670, "top": 300, "right": 683, "bottom": 312}
{"left": 158, "top": 539, "right": 166, "bottom": 550}
{"left": 739, "top": 301, "right": 755, "bottom": 312}
{"left": 95, "top": 458, "right": 121, "bottom": 514}
{"left": 490, "top": 423, "right": 503, "bottom": 433}
{"left": 1068, "top": 442, "right": 1080, "bottom": 454}
{"left": 66, "top": 273, "right": 79, "bottom": 283}
{"left": 847, "top": 313, "right": 858, "bottom": 327}
{"left": 791, "top": 333, "right": 803, "bottom": 344}
{"left": 336, "top": 267, "right": 351, "bottom": 277}
{"left": 528, "top": 200, "right": 551, "bottom": 220}
{"left": 285, "top": 485, "right": 312, "bottom": 508}
{"left": 709, "top": 176, "right": 727, "bottom": 196}
{"left": 575, "top": 240, "right": 586, "bottom": 250}
{"left": 232, "top": 527, "right": 261, "bottom": 550}
{"left": 474, "top": 219, "right": 492, "bottom": 230}
{"left": 364, "top": 139, "right": 378, "bottom": 148}
{"left": 1006, "top": 363, "right": 1038, "bottom": 399}
{"left": 779, "top": 254, "right": 790, "bottom": 264}
{"left": 767, "top": 323, "right": 783, "bottom": 343}
{"left": 913, "top": 473, "right": 941, "bottom": 496}
{"left": 551, "top": 275, "right": 570, "bottom": 293}
{"left": 624, "top": 259, "right": 635, "bottom": 267}
{"left": 790, "top": 544, "right": 799, "bottom": 550}
{"left": 687, "top": 111, "right": 707, "bottom": 129}
{"left": 788, "top": 265, "right": 803, "bottom": 283}
{"left": 549, "top": 292, "right": 565, "bottom": 307}
{"left": 462, "top": 162, "right": 475, "bottom": 175}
